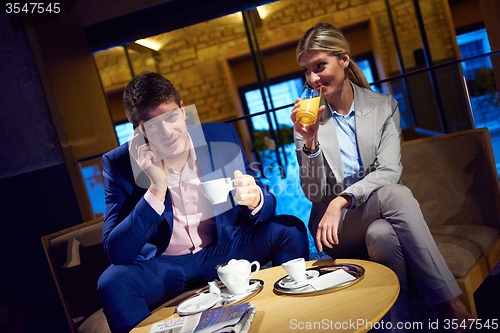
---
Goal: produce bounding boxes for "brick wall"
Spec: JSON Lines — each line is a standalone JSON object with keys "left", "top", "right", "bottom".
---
{"left": 94, "top": 0, "right": 456, "bottom": 123}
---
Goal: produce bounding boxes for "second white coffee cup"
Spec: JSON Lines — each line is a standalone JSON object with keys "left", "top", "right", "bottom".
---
{"left": 282, "top": 258, "right": 306, "bottom": 282}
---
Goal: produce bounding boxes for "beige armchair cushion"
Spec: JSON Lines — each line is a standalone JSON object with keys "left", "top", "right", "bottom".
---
{"left": 77, "top": 309, "right": 111, "bottom": 333}
{"left": 431, "top": 225, "right": 499, "bottom": 278}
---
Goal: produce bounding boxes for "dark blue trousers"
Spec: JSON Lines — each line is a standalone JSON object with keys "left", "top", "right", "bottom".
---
{"left": 98, "top": 215, "right": 308, "bottom": 333}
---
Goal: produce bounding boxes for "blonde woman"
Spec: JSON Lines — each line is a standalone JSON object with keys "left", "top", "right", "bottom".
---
{"left": 291, "top": 23, "right": 472, "bottom": 331}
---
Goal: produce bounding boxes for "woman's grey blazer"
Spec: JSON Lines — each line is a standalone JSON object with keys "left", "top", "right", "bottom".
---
{"left": 294, "top": 83, "right": 402, "bottom": 232}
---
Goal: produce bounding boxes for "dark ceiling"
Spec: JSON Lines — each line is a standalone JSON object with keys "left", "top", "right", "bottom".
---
{"left": 53, "top": 0, "right": 175, "bottom": 27}
{"left": 74, "top": 0, "right": 277, "bottom": 52}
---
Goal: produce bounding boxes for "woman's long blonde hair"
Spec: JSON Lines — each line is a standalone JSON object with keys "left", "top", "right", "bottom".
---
{"left": 296, "top": 23, "right": 370, "bottom": 90}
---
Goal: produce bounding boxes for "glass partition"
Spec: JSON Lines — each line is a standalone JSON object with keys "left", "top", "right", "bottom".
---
{"left": 92, "top": 0, "right": 500, "bottom": 260}
{"left": 231, "top": 116, "right": 327, "bottom": 260}
{"left": 370, "top": 52, "right": 500, "bottom": 177}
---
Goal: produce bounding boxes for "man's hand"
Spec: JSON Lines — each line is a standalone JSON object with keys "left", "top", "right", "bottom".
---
{"left": 129, "top": 134, "right": 167, "bottom": 199}
{"left": 316, "top": 196, "right": 352, "bottom": 252}
{"left": 233, "top": 170, "right": 261, "bottom": 209}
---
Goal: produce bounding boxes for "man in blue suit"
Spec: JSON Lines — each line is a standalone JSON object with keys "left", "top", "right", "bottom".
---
{"left": 98, "top": 72, "right": 308, "bottom": 332}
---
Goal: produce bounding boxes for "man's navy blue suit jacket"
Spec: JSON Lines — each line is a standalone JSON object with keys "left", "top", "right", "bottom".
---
{"left": 101, "top": 122, "right": 276, "bottom": 265}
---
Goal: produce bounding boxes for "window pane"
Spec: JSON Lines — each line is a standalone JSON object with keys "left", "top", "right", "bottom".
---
{"left": 244, "top": 89, "right": 273, "bottom": 130}
{"left": 115, "top": 122, "right": 134, "bottom": 145}
{"left": 457, "top": 28, "right": 492, "bottom": 81}
{"left": 358, "top": 59, "right": 375, "bottom": 84}
{"left": 79, "top": 157, "right": 106, "bottom": 218}
{"left": 243, "top": 77, "right": 303, "bottom": 131}
{"left": 457, "top": 29, "right": 499, "bottom": 178}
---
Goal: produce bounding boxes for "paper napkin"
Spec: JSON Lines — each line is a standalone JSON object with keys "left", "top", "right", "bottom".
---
{"left": 309, "top": 269, "right": 356, "bottom": 291}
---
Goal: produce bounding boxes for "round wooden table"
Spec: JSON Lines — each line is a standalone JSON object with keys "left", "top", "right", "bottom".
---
{"left": 131, "top": 259, "right": 399, "bottom": 333}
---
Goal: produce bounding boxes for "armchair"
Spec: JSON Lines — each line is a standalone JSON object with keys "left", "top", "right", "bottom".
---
{"left": 42, "top": 217, "right": 111, "bottom": 333}
{"left": 400, "top": 127, "right": 500, "bottom": 316}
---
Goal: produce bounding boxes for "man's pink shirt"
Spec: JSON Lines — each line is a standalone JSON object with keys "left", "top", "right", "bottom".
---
{"left": 144, "top": 136, "right": 263, "bottom": 255}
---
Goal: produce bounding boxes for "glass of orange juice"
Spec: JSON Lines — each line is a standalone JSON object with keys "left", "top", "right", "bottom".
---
{"left": 297, "top": 85, "right": 320, "bottom": 125}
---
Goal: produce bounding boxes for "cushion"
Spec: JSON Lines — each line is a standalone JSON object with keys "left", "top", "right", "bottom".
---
{"left": 401, "top": 131, "right": 500, "bottom": 229}
{"left": 77, "top": 309, "right": 111, "bottom": 333}
{"left": 430, "top": 224, "right": 499, "bottom": 278}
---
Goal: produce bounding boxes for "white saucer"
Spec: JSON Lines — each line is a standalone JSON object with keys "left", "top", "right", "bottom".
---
{"left": 219, "top": 281, "right": 260, "bottom": 300}
{"left": 176, "top": 292, "right": 219, "bottom": 315}
{"left": 279, "top": 270, "right": 320, "bottom": 289}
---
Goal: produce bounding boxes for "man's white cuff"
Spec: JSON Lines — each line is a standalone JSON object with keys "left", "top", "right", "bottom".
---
{"left": 249, "top": 187, "right": 264, "bottom": 216}
{"left": 145, "top": 189, "right": 165, "bottom": 215}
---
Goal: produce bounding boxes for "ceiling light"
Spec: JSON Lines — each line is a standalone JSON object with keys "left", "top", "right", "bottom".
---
{"left": 135, "top": 39, "right": 162, "bottom": 51}
{"left": 256, "top": 6, "right": 269, "bottom": 19}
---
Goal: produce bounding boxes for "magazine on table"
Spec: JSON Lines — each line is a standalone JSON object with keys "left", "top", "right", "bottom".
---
{"left": 150, "top": 302, "right": 257, "bottom": 333}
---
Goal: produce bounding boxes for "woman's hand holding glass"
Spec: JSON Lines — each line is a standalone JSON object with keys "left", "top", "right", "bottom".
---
{"left": 291, "top": 97, "right": 325, "bottom": 147}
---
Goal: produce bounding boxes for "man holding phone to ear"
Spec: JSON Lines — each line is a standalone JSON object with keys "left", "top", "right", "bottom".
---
{"left": 98, "top": 71, "right": 308, "bottom": 333}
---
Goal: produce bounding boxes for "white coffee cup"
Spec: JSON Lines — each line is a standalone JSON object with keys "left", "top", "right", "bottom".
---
{"left": 216, "top": 259, "right": 260, "bottom": 295}
{"left": 200, "top": 177, "right": 235, "bottom": 205}
{"left": 282, "top": 258, "right": 306, "bottom": 282}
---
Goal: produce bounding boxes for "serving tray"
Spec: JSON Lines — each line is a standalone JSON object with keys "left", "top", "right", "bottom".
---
{"left": 175, "top": 279, "right": 263, "bottom": 315}
{"left": 273, "top": 263, "right": 365, "bottom": 295}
